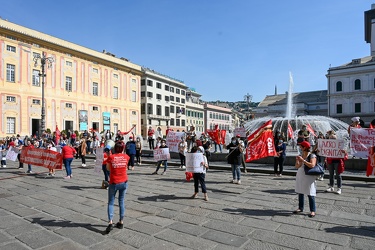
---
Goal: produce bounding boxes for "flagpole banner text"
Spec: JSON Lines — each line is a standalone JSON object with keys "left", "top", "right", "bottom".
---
{"left": 166, "top": 131, "right": 185, "bottom": 152}
{"left": 185, "top": 153, "right": 204, "bottom": 173}
{"left": 6, "top": 146, "right": 19, "bottom": 161}
{"left": 317, "top": 139, "right": 346, "bottom": 158}
{"left": 350, "top": 128, "right": 375, "bottom": 158}
{"left": 20, "top": 147, "right": 63, "bottom": 169}
{"left": 153, "top": 148, "right": 170, "bottom": 161}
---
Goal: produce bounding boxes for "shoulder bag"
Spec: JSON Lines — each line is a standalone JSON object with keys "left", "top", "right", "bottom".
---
{"left": 304, "top": 154, "right": 324, "bottom": 175}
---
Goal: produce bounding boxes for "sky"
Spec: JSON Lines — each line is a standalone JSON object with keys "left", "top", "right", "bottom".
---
{"left": 1, "top": 0, "right": 374, "bottom": 102}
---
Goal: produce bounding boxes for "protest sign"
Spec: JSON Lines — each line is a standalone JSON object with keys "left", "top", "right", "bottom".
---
{"left": 20, "top": 147, "right": 63, "bottom": 169}
{"left": 317, "top": 139, "right": 346, "bottom": 158}
{"left": 186, "top": 153, "right": 204, "bottom": 173}
{"left": 5, "top": 146, "right": 18, "bottom": 161}
{"left": 350, "top": 128, "right": 375, "bottom": 158}
{"left": 153, "top": 148, "right": 170, "bottom": 161}
{"left": 166, "top": 131, "right": 185, "bottom": 152}
{"left": 94, "top": 147, "right": 104, "bottom": 174}
{"left": 233, "top": 127, "right": 247, "bottom": 138}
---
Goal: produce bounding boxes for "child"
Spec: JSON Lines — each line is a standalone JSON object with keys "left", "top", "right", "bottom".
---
{"left": 0, "top": 140, "right": 7, "bottom": 168}
{"left": 101, "top": 147, "right": 111, "bottom": 189}
{"left": 190, "top": 146, "right": 209, "bottom": 201}
{"left": 152, "top": 139, "right": 168, "bottom": 175}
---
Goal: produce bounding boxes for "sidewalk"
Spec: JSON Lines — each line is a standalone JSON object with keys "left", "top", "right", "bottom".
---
{"left": 1, "top": 158, "right": 375, "bottom": 249}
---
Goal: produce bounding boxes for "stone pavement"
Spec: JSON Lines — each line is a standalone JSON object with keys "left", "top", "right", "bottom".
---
{"left": 1, "top": 158, "right": 375, "bottom": 250}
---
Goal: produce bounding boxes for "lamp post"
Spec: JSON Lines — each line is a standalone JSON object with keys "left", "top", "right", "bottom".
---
{"left": 33, "top": 52, "right": 54, "bottom": 136}
{"left": 244, "top": 93, "right": 252, "bottom": 120}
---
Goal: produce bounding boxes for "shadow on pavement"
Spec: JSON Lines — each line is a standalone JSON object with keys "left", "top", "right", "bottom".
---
{"left": 222, "top": 207, "right": 292, "bottom": 217}
{"left": 261, "top": 189, "right": 296, "bottom": 195}
{"left": 325, "top": 225, "right": 375, "bottom": 238}
{"left": 138, "top": 194, "right": 188, "bottom": 202}
{"left": 31, "top": 217, "right": 107, "bottom": 235}
{"left": 61, "top": 185, "right": 101, "bottom": 190}
{"left": 209, "top": 188, "right": 241, "bottom": 194}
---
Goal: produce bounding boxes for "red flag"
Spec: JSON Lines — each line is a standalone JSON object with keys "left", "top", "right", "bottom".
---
{"left": 220, "top": 130, "right": 226, "bottom": 144}
{"left": 207, "top": 128, "right": 222, "bottom": 144}
{"left": 120, "top": 125, "right": 136, "bottom": 135}
{"left": 287, "top": 122, "right": 294, "bottom": 139}
{"left": 245, "top": 120, "right": 276, "bottom": 162}
{"left": 366, "top": 146, "right": 375, "bottom": 177}
{"left": 306, "top": 123, "right": 316, "bottom": 137}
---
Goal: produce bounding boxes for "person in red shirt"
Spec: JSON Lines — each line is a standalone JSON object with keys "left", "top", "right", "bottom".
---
{"left": 147, "top": 126, "right": 155, "bottom": 149}
{"left": 61, "top": 143, "right": 77, "bottom": 179}
{"left": 101, "top": 147, "right": 111, "bottom": 189}
{"left": 105, "top": 141, "right": 129, "bottom": 233}
{"left": 25, "top": 139, "right": 34, "bottom": 173}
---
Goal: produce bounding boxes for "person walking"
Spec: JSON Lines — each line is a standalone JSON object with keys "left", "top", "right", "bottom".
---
{"left": 190, "top": 146, "right": 209, "bottom": 201}
{"left": 274, "top": 139, "right": 286, "bottom": 176}
{"left": 152, "top": 139, "right": 168, "bottom": 175}
{"left": 62, "top": 142, "right": 76, "bottom": 179}
{"left": 294, "top": 141, "right": 317, "bottom": 218}
{"left": 105, "top": 141, "right": 129, "bottom": 233}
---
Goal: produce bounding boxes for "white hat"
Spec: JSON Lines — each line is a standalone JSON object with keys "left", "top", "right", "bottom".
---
{"left": 198, "top": 146, "right": 204, "bottom": 153}
{"left": 351, "top": 117, "right": 360, "bottom": 122}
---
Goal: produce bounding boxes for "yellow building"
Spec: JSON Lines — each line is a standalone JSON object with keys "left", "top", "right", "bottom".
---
{"left": 0, "top": 19, "right": 142, "bottom": 138}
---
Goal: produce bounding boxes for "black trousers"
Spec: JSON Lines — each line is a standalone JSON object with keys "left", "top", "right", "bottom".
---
{"left": 193, "top": 173, "right": 206, "bottom": 193}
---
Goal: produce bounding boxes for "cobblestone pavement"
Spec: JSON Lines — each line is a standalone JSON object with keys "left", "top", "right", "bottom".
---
{"left": 1, "top": 158, "right": 375, "bottom": 250}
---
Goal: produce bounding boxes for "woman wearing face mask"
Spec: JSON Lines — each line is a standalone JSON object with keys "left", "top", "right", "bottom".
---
{"left": 135, "top": 137, "right": 142, "bottom": 165}
{"left": 226, "top": 137, "right": 243, "bottom": 184}
{"left": 152, "top": 139, "right": 169, "bottom": 175}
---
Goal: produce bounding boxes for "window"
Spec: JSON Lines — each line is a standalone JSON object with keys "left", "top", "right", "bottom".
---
{"left": 93, "top": 106, "right": 99, "bottom": 111}
{"left": 66, "top": 103, "right": 72, "bottom": 108}
{"left": 165, "top": 107, "right": 170, "bottom": 116}
{"left": 141, "top": 79, "right": 146, "bottom": 86}
{"left": 147, "top": 92, "right": 153, "bottom": 98}
{"left": 355, "top": 103, "right": 361, "bottom": 113}
{"left": 32, "top": 99, "right": 40, "bottom": 105}
{"left": 113, "top": 86, "right": 118, "bottom": 99}
{"left": 354, "top": 79, "right": 361, "bottom": 90}
{"left": 165, "top": 96, "right": 170, "bottom": 102}
{"left": 93, "top": 68, "right": 98, "bottom": 73}
{"left": 156, "top": 94, "right": 162, "bottom": 100}
{"left": 132, "top": 111, "right": 137, "bottom": 115}
{"left": 157, "top": 105, "right": 162, "bottom": 115}
{"left": 336, "top": 81, "right": 342, "bottom": 92}
{"left": 132, "top": 91, "right": 136, "bottom": 102}
{"left": 6, "top": 45, "right": 16, "bottom": 52}
{"left": 141, "top": 103, "right": 145, "bottom": 114}
{"left": 132, "top": 78, "right": 137, "bottom": 84}
{"left": 113, "top": 74, "right": 118, "bottom": 79}
{"left": 336, "top": 104, "right": 342, "bottom": 114}
{"left": 182, "top": 120, "right": 185, "bottom": 127}
{"left": 6, "top": 117, "right": 15, "bottom": 134}
{"left": 141, "top": 91, "right": 146, "bottom": 97}
{"left": 176, "top": 97, "right": 180, "bottom": 103}
{"left": 176, "top": 88, "right": 180, "bottom": 94}
{"left": 170, "top": 105, "right": 175, "bottom": 113}
{"left": 156, "top": 82, "right": 162, "bottom": 89}
{"left": 32, "top": 69, "right": 40, "bottom": 86}
{"left": 93, "top": 82, "right": 98, "bottom": 96}
{"left": 66, "top": 76, "right": 72, "bottom": 92}
{"left": 181, "top": 90, "right": 185, "bottom": 95}
{"left": 66, "top": 61, "right": 72, "bottom": 67}
{"left": 147, "top": 104, "right": 153, "bottom": 114}
{"left": 170, "top": 96, "right": 174, "bottom": 101}
{"left": 170, "top": 118, "right": 175, "bottom": 126}
{"left": 181, "top": 98, "right": 185, "bottom": 104}
{"left": 6, "top": 64, "right": 15, "bottom": 82}
{"left": 176, "top": 119, "right": 180, "bottom": 126}
{"left": 6, "top": 96, "right": 16, "bottom": 102}
{"left": 147, "top": 80, "right": 153, "bottom": 87}
{"left": 165, "top": 85, "right": 170, "bottom": 91}
{"left": 170, "top": 87, "right": 174, "bottom": 93}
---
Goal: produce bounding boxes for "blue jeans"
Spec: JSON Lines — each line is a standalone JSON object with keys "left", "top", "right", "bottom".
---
{"left": 214, "top": 143, "right": 222, "bottom": 153}
{"left": 298, "top": 194, "right": 316, "bottom": 212}
{"left": 27, "top": 164, "right": 32, "bottom": 172}
{"left": 107, "top": 181, "right": 128, "bottom": 222}
{"left": 231, "top": 164, "right": 241, "bottom": 180}
{"left": 155, "top": 160, "right": 168, "bottom": 172}
{"left": 63, "top": 158, "right": 73, "bottom": 176}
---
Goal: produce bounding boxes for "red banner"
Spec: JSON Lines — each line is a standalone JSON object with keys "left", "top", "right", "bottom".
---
{"left": 306, "top": 123, "right": 316, "bottom": 137}
{"left": 288, "top": 122, "right": 294, "bottom": 139}
{"left": 245, "top": 120, "right": 276, "bottom": 162}
{"left": 366, "top": 146, "right": 375, "bottom": 177}
{"left": 20, "top": 147, "right": 63, "bottom": 170}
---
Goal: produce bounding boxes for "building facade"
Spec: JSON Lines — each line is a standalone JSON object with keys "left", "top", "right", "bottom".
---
{"left": 0, "top": 19, "right": 142, "bottom": 138}
{"left": 140, "top": 68, "right": 187, "bottom": 138}
{"left": 204, "top": 103, "right": 232, "bottom": 132}
{"left": 185, "top": 89, "right": 205, "bottom": 133}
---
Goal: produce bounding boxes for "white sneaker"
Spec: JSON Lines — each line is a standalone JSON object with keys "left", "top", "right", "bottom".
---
{"left": 2, "top": 165, "right": 6, "bottom": 168}
{"left": 182, "top": 165, "right": 186, "bottom": 169}
{"left": 237, "top": 180, "right": 241, "bottom": 185}
{"left": 326, "top": 186, "right": 334, "bottom": 192}
{"left": 335, "top": 188, "right": 342, "bottom": 195}
{"left": 232, "top": 179, "right": 238, "bottom": 184}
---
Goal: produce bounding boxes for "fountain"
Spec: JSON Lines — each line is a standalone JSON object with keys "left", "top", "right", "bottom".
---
{"left": 244, "top": 72, "right": 349, "bottom": 143}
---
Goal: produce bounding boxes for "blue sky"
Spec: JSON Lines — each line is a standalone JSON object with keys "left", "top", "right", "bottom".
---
{"left": 1, "top": 1, "right": 373, "bottom": 102}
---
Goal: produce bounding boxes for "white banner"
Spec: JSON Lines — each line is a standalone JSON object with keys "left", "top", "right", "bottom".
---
{"left": 317, "top": 139, "right": 346, "bottom": 158}
{"left": 233, "top": 127, "right": 247, "bottom": 138}
{"left": 186, "top": 153, "right": 204, "bottom": 173}
{"left": 350, "top": 128, "right": 375, "bottom": 158}
{"left": 94, "top": 147, "right": 104, "bottom": 174}
{"left": 6, "top": 146, "right": 18, "bottom": 161}
{"left": 166, "top": 131, "right": 185, "bottom": 153}
{"left": 153, "top": 148, "right": 170, "bottom": 161}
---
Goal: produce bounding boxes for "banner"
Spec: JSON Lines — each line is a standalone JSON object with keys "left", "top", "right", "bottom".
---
{"left": 233, "top": 127, "right": 246, "bottom": 138}
{"left": 103, "top": 112, "right": 111, "bottom": 131}
{"left": 350, "top": 128, "right": 375, "bottom": 158}
{"left": 245, "top": 120, "right": 276, "bottom": 162}
{"left": 166, "top": 131, "right": 185, "bottom": 152}
{"left": 5, "top": 146, "right": 18, "bottom": 161}
{"left": 367, "top": 146, "right": 375, "bottom": 177}
{"left": 153, "top": 148, "right": 170, "bottom": 161}
{"left": 306, "top": 123, "right": 316, "bottom": 137}
{"left": 185, "top": 153, "right": 204, "bottom": 173}
{"left": 20, "top": 147, "right": 63, "bottom": 170}
{"left": 79, "top": 110, "right": 88, "bottom": 131}
{"left": 317, "top": 139, "right": 346, "bottom": 158}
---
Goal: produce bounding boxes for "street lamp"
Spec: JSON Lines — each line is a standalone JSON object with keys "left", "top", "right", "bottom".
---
{"left": 244, "top": 93, "right": 252, "bottom": 120}
{"left": 33, "top": 52, "right": 54, "bottom": 136}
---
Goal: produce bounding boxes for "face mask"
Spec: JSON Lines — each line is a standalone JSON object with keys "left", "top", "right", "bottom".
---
{"left": 232, "top": 140, "right": 236, "bottom": 144}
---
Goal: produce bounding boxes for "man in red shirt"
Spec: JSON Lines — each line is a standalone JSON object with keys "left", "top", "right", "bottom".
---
{"left": 147, "top": 126, "right": 155, "bottom": 149}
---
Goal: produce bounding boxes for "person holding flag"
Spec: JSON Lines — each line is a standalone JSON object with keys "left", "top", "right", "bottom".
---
{"left": 226, "top": 136, "right": 243, "bottom": 184}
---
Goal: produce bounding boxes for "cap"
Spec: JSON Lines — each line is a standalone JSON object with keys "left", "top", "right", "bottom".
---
{"left": 351, "top": 116, "right": 360, "bottom": 122}
{"left": 198, "top": 146, "right": 204, "bottom": 152}
{"left": 236, "top": 134, "right": 241, "bottom": 138}
{"left": 299, "top": 141, "right": 310, "bottom": 148}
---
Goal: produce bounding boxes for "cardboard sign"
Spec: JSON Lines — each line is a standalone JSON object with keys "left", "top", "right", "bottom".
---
{"left": 5, "top": 146, "right": 19, "bottom": 161}
{"left": 233, "top": 127, "right": 247, "bottom": 138}
{"left": 153, "top": 148, "right": 170, "bottom": 161}
{"left": 317, "top": 139, "right": 346, "bottom": 158}
{"left": 166, "top": 131, "right": 185, "bottom": 153}
{"left": 350, "top": 128, "right": 375, "bottom": 158}
{"left": 186, "top": 153, "right": 204, "bottom": 173}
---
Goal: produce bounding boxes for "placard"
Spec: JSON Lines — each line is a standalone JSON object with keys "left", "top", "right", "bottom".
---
{"left": 166, "top": 131, "right": 185, "bottom": 152}
{"left": 317, "top": 139, "right": 346, "bottom": 158}
{"left": 153, "top": 148, "right": 170, "bottom": 161}
{"left": 186, "top": 153, "right": 204, "bottom": 173}
{"left": 350, "top": 128, "right": 375, "bottom": 158}
{"left": 5, "top": 146, "right": 19, "bottom": 161}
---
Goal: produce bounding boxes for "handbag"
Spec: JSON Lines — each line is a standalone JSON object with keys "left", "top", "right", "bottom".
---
{"left": 304, "top": 154, "right": 324, "bottom": 175}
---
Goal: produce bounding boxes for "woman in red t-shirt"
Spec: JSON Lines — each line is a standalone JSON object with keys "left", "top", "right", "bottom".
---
{"left": 105, "top": 141, "right": 129, "bottom": 233}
